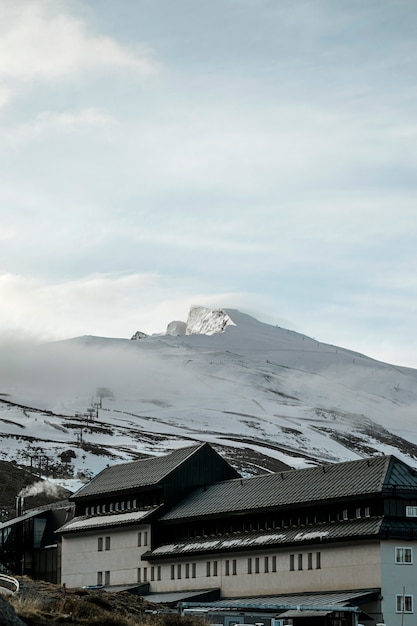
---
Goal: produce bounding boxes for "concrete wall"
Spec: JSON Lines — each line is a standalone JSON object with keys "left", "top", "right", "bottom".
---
{"left": 380, "top": 540, "right": 417, "bottom": 626}
{"left": 148, "top": 541, "right": 381, "bottom": 597}
{"left": 61, "top": 524, "right": 151, "bottom": 588}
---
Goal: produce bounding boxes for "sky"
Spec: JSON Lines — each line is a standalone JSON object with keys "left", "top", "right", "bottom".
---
{"left": 0, "top": 0, "right": 416, "bottom": 367}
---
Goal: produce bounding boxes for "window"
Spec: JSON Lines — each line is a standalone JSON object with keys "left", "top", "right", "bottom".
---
{"left": 356, "top": 508, "right": 361, "bottom": 518}
{"left": 308, "top": 553, "right": 313, "bottom": 570}
{"left": 264, "top": 556, "right": 269, "bottom": 573}
{"left": 298, "top": 554, "right": 303, "bottom": 570}
{"left": 248, "top": 558, "right": 252, "bottom": 574}
{"left": 342, "top": 509, "right": 348, "bottom": 520}
{"left": 138, "top": 532, "right": 142, "bottom": 547}
{"left": 406, "top": 506, "right": 417, "bottom": 517}
{"left": 232, "top": 559, "right": 237, "bottom": 575}
{"left": 157, "top": 566, "right": 161, "bottom": 581}
{"left": 170, "top": 565, "right": 175, "bottom": 580}
{"left": 206, "top": 562, "right": 211, "bottom": 577}
{"left": 97, "top": 571, "right": 103, "bottom": 586}
{"left": 290, "top": 554, "right": 295, "bottom": 571}
{"left": 185, "top": 563, "right": 190, "bottom": 579}
{"left": 272, "top": 556, "right": 277, "bottom": 573}
{"left": 192, "top": 563, "right": 196, "bottom": 578}
{"left": 151, "top": 567, "right": 155, "bottom": 581}
{"left": 396, "top": 594, "right": 413, "bottom": 613}
{"left": 98, "top": 537, "right": 103, "bottom": 551}
{"left": 396, "top": 547, "right": 413, "bottom": 564}
{"left": 225, "top": 560, "right": 230, "bottom": 576}
{"left": 105, "top": 571, "right": 110, "bottom": 585}
{"left": 137, "top": 568, "right": 141, "bottom": 583}
{"left": 365, "top": 506, "right": 370, "bottom": 517}
{"left": 105, "top": 536, "right": 111, "bottom": 551}
{"left": 213, "top": 561, "right": 218, "bottom": 576}
{"left": 143, "top": 567, "right": 147, "bottom": 582}
{"left": 316, "top": 552, "right": 321, "bottom": 569}
{"left": 255, "top": 557, "right": 260, "bottom": 573}
{"left": 177, "top": 564, "right": 181, "bottom": 579}
{"left": 144, "top": 531, "right": 148, "bottom": 546}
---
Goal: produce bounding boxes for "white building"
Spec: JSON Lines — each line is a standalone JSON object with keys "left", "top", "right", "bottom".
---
{"left": 59, "top": 443, "right": 417, "bottom": 626}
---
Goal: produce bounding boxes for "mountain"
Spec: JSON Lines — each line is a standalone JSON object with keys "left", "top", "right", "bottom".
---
{"left": 1, "top": 306, "right": 417, "bottom": 489}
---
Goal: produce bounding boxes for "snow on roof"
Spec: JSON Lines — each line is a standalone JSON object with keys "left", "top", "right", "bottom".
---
{"left": 147, "top": 518, "right": 382, "bottom": 558}
{"left": 59, "top": 508, "right": 155, "bottom": 534}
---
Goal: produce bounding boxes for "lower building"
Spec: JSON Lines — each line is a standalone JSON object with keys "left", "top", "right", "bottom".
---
{"left": 58, "top": 443, "right": 417, "bottom": 625}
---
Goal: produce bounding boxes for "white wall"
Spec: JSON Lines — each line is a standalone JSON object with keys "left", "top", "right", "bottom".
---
{"left": 148, "top": 541, "right": 381, "bottom": 597}
{"left": 380, "top": 540, "right": 417, "bottom": 626}
{"left": 61, "top": 524, "right": 151, "bottom": 588}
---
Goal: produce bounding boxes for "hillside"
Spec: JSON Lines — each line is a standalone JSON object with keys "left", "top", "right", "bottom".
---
{"left": 1, "top": 306, "right": 417, "bottom": 486}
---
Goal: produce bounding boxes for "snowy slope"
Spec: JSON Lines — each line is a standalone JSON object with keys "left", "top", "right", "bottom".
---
{"left": 1, "top": 306, "right": 417, "bottom": 485}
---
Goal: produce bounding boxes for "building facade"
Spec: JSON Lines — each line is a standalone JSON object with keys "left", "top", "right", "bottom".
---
{"left": 59, "top": 443, "right": 417, "bottom": 625}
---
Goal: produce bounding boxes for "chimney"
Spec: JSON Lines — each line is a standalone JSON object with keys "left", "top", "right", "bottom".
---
{"left": 16, "top": 496, "right": 24, "bottom": 517}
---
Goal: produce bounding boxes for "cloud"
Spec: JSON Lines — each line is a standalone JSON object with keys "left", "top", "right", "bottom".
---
{"left": 0, "top": 0, "right": 156, "bottom": 108}
{"left": 0, "top": 271, "right": 254, "bottom": 340}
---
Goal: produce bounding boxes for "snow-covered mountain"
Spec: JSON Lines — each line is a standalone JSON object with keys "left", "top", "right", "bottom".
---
{"left": 1, "top": 306, "right": 417, "bottom": 486}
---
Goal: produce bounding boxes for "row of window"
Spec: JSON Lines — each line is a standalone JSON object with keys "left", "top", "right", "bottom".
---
{"left": 177, "top": 507, "right": 374, "bottom": 541}
{"left": 289, "top": 552, "right": 321, "bottom": 571}
{"left": 105, "top": 566, "right": 415, "bottom": 615}
{"left": 104, "top": 559, "right": 414, "bottom": 613}
{"left": 86, "top": 497, "right": 159, "bottom": 516}
{"left": 88, "top": 501, "right": 417, "bottom": 523}
{"left": 97, "top": 531, "right": 149, "bottom": 552}
{"left": 138, "top": 565, "right": 162, "bottom": 582}
{"left": 166, "top": 553, "right": 322, "bottom": 580}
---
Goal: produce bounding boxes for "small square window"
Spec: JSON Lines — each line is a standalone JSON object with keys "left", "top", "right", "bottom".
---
{"left": 406, "top": 506, "right": 417, "bottom": 517}
{"left": 396, "top": 547, "right": 413, "bottom": 564}
{"left": 396, "top": 594, "right": 413, "bottom": 613}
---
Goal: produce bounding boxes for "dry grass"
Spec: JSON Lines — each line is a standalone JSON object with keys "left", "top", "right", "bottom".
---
{"left": 8, "top": 577, "right": 207, "bottom": 626}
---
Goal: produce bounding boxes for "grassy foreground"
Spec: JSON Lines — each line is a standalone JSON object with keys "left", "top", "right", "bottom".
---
{"left": 7, "top": 577, "right": 205, "bottom": 626}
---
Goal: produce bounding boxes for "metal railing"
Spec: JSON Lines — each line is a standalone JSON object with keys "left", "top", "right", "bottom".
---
{"left": 0, "top": 574, "right": 19, "bottom": 595}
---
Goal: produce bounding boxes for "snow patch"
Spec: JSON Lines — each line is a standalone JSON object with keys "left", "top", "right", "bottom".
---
{"left": 185, "top": 306, "right": 236, "bottom": 336}
{"left": 166, "top": 321, "right": 187, "bottom": 336}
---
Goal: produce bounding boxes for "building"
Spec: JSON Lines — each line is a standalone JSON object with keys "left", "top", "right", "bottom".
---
{"left": 0, "top": 500, "right": 74, "bottom": 583}
{"left": 58, "top": 443, "right": 417, "bottom": 625}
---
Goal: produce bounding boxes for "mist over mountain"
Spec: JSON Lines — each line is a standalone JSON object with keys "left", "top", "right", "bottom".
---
{"left": 1, "top": 306, "right": 417, "bottom": 487}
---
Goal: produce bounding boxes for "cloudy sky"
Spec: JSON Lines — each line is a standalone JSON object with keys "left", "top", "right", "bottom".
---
{"left": 1, "top": 0, "right": 416, "bottom": 366}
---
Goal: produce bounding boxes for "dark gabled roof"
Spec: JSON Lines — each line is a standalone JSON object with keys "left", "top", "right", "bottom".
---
{"left": 160, "top": 455, "right": 417, "bottom": 521}
{"left": 72, "top": 444, "right": 206, "bottom": 500}
{"left": 146, "top": 517, "right": 383, "bottom": 559}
